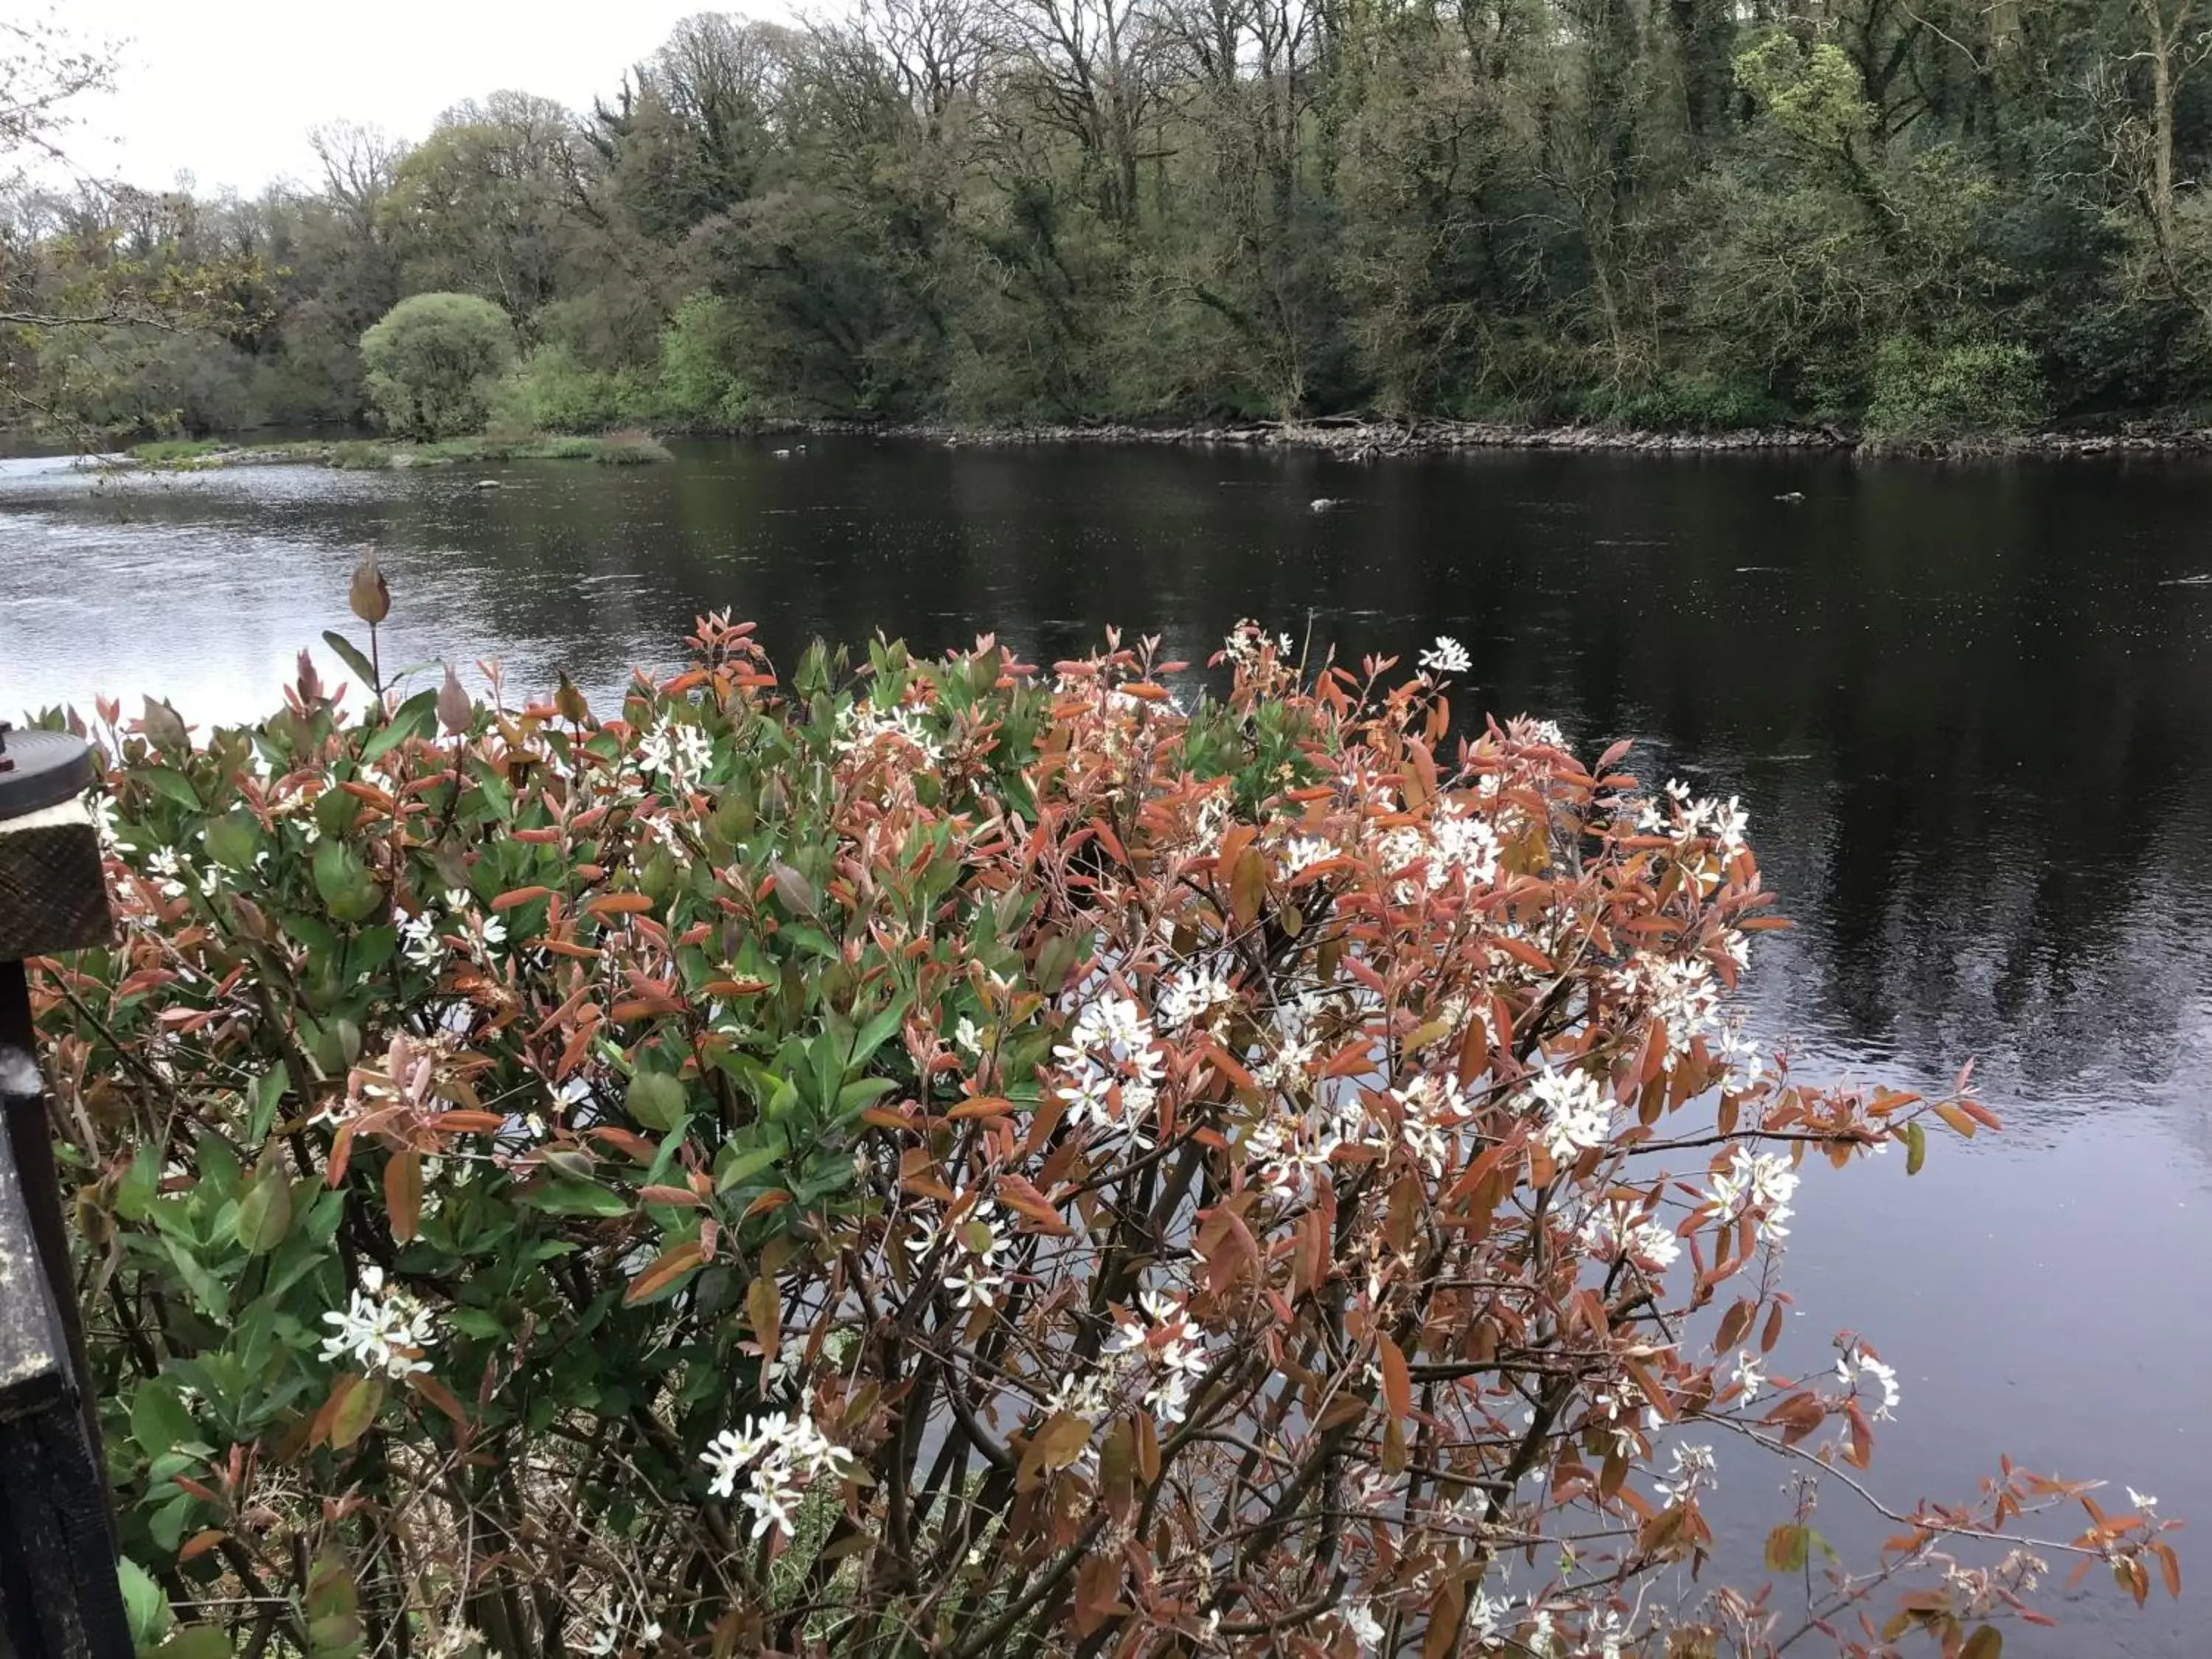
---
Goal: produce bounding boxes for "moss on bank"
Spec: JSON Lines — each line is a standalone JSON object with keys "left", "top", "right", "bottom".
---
{"left": 128, "top": 433, "right": 672, "bottom": 471}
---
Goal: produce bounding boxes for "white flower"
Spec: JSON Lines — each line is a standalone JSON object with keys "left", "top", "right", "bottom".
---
{"left": 89, "top": 792, "right": 122, "bottom": 850}
{"left": 1707, "top": 1146, "right": 1800, "bottom": 1242}
{"left": 1074, "top": 994, "right": 1151, "bottom": 1054}
{"left": 1579, "top": 1204, "right": 1680, "bottom": 1273}
{"left": 635, "top": 723, "right": 675, "bottom": 773}
{"left": 740, "top": 1481, "right": 798, "bottom": 1540}
{"left": 584, "top": 1607, "right": 621, "bottom": 1657}
{"left": 1158, "top": 967, "right": 1234, "bottom": 1030}
{"left": 1653, "top": 1441, "right": 1717, "bottom": 1504}
{"left": 1430, "top": 809, "right": 1500, "bottom": 886}
{"left": 1517, "top": 717, "right": 1568, "bottom": 749}
{"left": 1057, "top": 1063, "right": 1117, "bottom": 1131}
{"left": 700, "top": 1408, "right": 855, "bottom": 1538}
{"left": 478, "top": 914, "right": 507, "bottom": 951}
{"left": 145, "top": 845, "right": 188, "bottom": 899}
{"left": 834, "top": 698, "right": 942, "bottom": 763}
{"left": 1419, "top": 635, "right": 1472, "bottom": 675}
{"left": 1343, "top": 1601, "right": 1385, "bottom": 1653}
{"left": 1283, "top": 835, "right": 1334, "bottom": 877}
{"left": 673, "top": 722, "right": 712, "bottom": 775}
{"left": 319, "top": 1269, "right": 438, "bottom": 1379}
{"left": 1626, "top": 1220, "right": 1681, "bottom": 1270}
{"left": 400, "top": 912, "right": 445, "bottom": 969}
{"left": 1253, "top": 1032, "right": 1318, "bottom": 1094}
{"left": 954, "top": 1262, "right": 1004, "bottom": 1310}
{"left": 953, "top": 1016, "right": 983, "bottom": 1055}
{"left": 1837, "top": 1347, "right": 1901, "bottom": 1420}
{"left": 442, "top": 888, "right": 472, "bottom": 913}
{"left": 1467, "top": 1587, "right": 1503, "bottom": 1641}
{"left": 1732, "top": 1350, "right": 1766, "bottom": 1402}
{"left": 1046, "top": 1369, "right": 1110, "bottom": 1422}
{"left": 1526, "top": 1063, "right": 1610, "bottom": 1162}
{"left": 700, "top": 1427, "right": 759, "bottom": 1497}
{"left": 2129, "top": 1486, "right": 2159, "bottom": 1512}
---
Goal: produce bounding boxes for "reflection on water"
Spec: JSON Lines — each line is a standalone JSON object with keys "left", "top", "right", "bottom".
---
{"left": 4, "top": 439, "right": 2208, "bottom": 1652}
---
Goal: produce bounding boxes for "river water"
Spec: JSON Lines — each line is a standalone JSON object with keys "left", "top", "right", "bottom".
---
{"left": 3, "top": 437, "right": 2208, "bottom": 1652}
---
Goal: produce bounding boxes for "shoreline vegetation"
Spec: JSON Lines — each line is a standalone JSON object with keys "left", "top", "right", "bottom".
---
{"left": 125, "top": 417, "right": 2212, "bottom": 472}
{"left": 782, "top": 416, "right": 2212, "bottom": 460}
{"left": 125, "top": 432, "right": 672, "bottom": 470}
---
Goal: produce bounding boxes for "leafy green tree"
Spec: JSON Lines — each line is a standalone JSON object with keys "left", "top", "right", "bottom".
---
{"left": 358, "top": 291, "right": 515, "bottom": 437}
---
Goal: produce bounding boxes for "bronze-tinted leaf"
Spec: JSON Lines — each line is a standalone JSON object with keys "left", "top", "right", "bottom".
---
{"left": 1379, "top": 1333, "right": 1411, "bottom": 1421}
{"left": 141, "top": 695, "right": 189, "bottom": 752}
{"left": 348, "top": 548, "right": 391, "bottom": 625}
{"left": 437, "top": 664, "right": 471, "bottom": 736}
{"left": 329, "top": 1374, "right": 384, "bottom": 1450}
{"left": 747, "top": 1272, "right": 781, "bottom": 1373}
{"left": 554, "top": 669, "right": 590, "bottom": 725}
{"left": 385, "top": 1150, "right": 422, "bottom": 1244}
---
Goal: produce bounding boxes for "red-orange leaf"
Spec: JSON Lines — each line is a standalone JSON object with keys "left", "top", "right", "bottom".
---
{"left": 747, "top": 1273, "right": 782, "bottom": 1371}
{"left": 1378, "top": 1334, "right": 1412, "bottom": 1422}
{"left": 492, "top": 886, "right": 554, "bottom": 911}
{"left": 411, "top": 1372, "right": 467, "bottom": 1425}
{"left": 626, "top": 1242, "right": 706, "bottom": 1304}
{"left": 437, "top": 1110, "right": 506, "bottom": 1135}
{"left": 385, "top": 1151, "right": 422, "bottom": 1245}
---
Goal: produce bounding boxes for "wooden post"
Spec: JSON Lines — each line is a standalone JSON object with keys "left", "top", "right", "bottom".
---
{"left": 0, "top": 728, "right": 131, "bottom": 1659}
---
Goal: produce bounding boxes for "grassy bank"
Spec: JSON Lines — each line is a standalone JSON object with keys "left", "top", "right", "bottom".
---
{"left": 129, "top": 432, "right": 673, "bottom": 470}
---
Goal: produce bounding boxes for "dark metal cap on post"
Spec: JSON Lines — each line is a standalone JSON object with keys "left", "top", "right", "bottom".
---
{"left": 0, "top": 731, "right": 110, "bottom": 964}
{"left": 0, "top": 729, "right": 97, "bottom": 814}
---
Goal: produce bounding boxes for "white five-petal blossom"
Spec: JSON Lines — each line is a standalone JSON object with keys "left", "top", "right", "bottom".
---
{"left": 1419, "top": 635, "right": 1473, "bottom": 675}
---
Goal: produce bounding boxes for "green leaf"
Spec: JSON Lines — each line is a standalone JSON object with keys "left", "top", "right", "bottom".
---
{"left": 835, "top": 1077, "right": 900, "bottom": 1116}
{"left": 159, "top": 1237, "right": 231, "bottom": 1321}
{"left": 233, "top": 1163, "right": 293, "bottom": 1255}
{"left": 312, "top": 839, "right": 383, "bottom": 924}
{"left": 1764, "top": 1523, "right": 1809, "bottom": 1573}
{"left": 204, "top": 811, "right": 261, "bottom": 870}
{"left": 278, "top": 910, "right": 341, "bottom": 959}
{"left": 714, "top": 1142, "right": 784, "bottom": 1192}
{"left": 361, "top": 689, "right": 437, "bottom": 762}
{"left": 148, "top": 1492, "right": 192, "bottom": 1553}
{"left": 1905, "top": 1119, "right": 1927, "bottom": 1176}
{"left": 131, "top": 765, "right": 202, "bottom": 810}
{"left": 119, "top": 1555, "right": 173, "bottom": 1652}
{"left": 323, "top": 630, "right": 378, "bottom": 688}
{"left": 247, "top": 1067, "right": 288, "bottom": 1142}
{"left": 849, "top": 996, "right": 910, "bottom": 1073}
{"left": 521, "top": 1179, "right": 630, "bottom": 1218}
{"left": 627, "top": 1071, "right": 687, "bottom": 1133}
{"left": 161, "top": 1626, "right": 236, "bottom": 1659}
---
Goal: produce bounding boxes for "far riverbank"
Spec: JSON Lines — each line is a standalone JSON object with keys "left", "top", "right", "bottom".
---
{"left": 763, "top": 414, "right": 2212, "bottom": 462}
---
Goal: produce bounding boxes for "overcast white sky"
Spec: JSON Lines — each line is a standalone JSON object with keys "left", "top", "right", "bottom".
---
{"left": 55, "top": 1, "right": 798, "bottom": 197}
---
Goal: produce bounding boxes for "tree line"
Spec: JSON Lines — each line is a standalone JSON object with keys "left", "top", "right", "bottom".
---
{"left": 14, "top": 0, "right": 2212, "bottom": 441}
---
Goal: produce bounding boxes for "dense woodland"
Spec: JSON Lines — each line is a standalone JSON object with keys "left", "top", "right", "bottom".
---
{"left": 18, "top": 0, "right": 2212, "bottom": 439}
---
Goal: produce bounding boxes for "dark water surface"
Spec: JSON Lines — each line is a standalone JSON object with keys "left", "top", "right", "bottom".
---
{"left": 4, "top": 437, "right": 2209, "bottom": 1651}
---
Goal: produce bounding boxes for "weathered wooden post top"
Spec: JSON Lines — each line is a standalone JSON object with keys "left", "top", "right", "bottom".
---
{"left": 0, "top": 725, "right": 133, "bottom": 1659}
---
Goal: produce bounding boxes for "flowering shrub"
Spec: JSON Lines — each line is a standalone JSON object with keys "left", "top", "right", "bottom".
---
{"left": 28, "top": 613, "right": 2180, "bottom": 1659}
